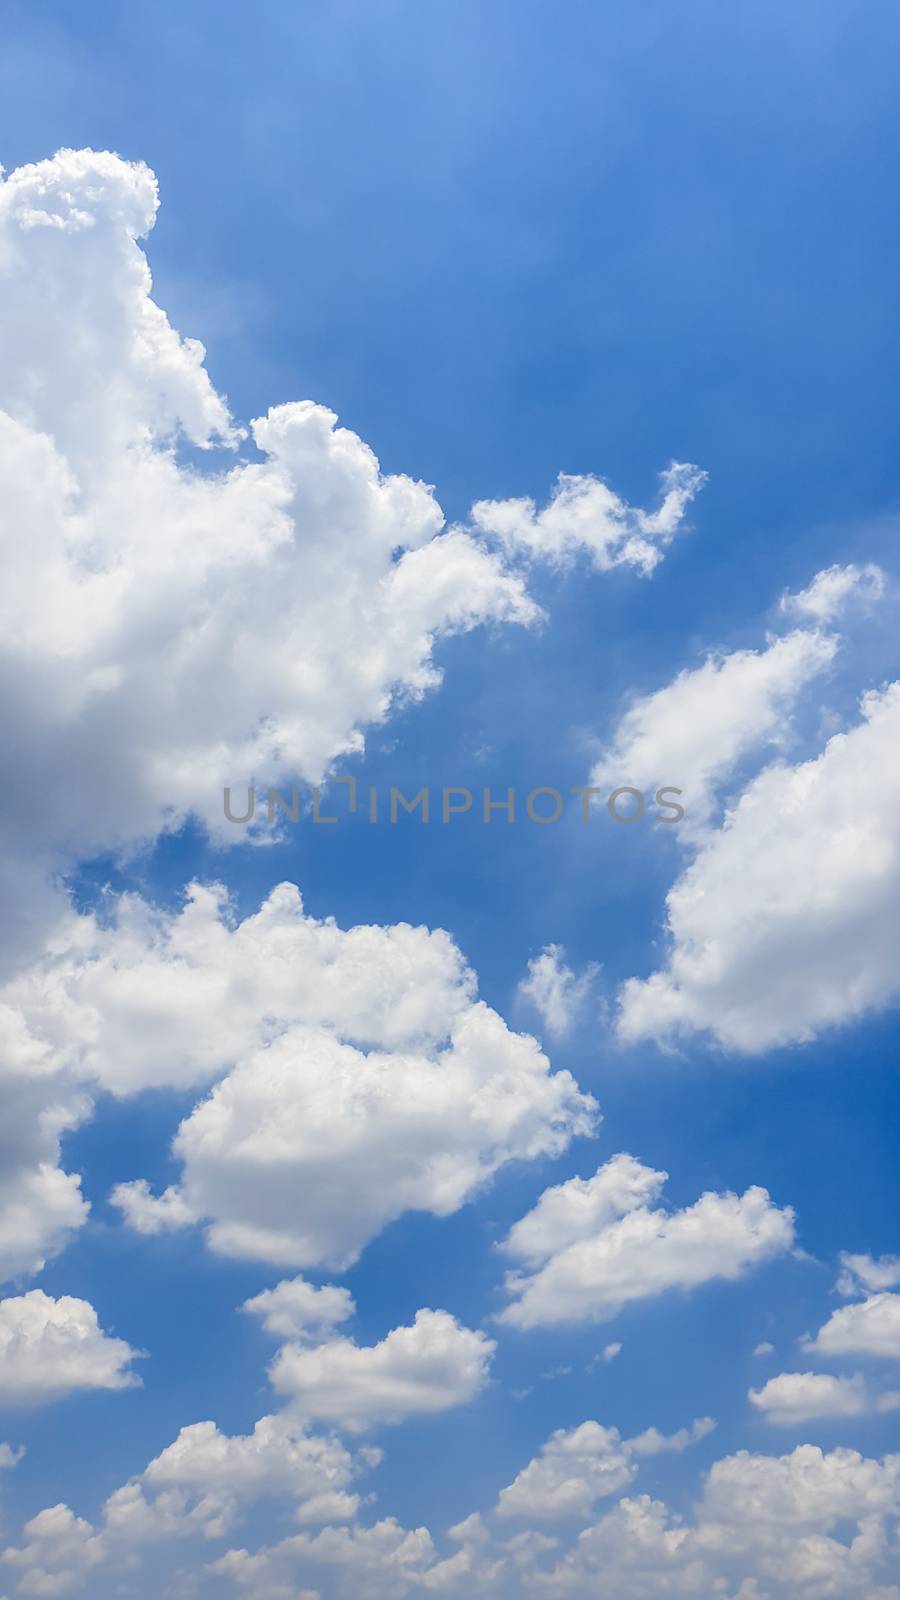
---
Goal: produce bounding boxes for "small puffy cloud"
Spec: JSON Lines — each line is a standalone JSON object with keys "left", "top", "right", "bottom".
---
{"left": 804, "top": 1294, "right": 900, "bottom": 1360}
{"left": 749, "top": 1371, "right": 900, "bottom": 1424}
{"left": 494, "top": 1415, "right": 714, "bottom": 1524}
{"left": 243, "top": 1278, "right": 356, "bottom": 1343}
{"left": 498, "top": 1154, "right": 794, "bottom": 1329}
{"left": 517, "top": 946, "right": 600, "bottom": 1037}
{"left": 471, "top": 462, "right": 706, "bottom": 575}
{"left": 753, "top": 1341, "right": 775, "bottom": 1357}
{"left": 836, "top": 1252, "right": 900, "bottom": 1298}
{"left": 780, "top": 562, "right": 885, "bottom": 624}
{"left": 591, "top": 627, "right": 837, "bottom": 830}
{"left": 618, "top": 680, "right": 900, "bottom": 1051}
{"left": 0, "top": 1290, "right": 141, "bottom": 1403}
{"left": 600, "top": 1342, "right": 622, "bottom": 1363}
{"left": 269, "top": 1309, "right": 495, "bottom": 1432}
{"left": 108, "top": 1181, "right": 196, "bottom": 1236}
{"left": 0, "top": 1444, "right": 24, "bottom": 1469}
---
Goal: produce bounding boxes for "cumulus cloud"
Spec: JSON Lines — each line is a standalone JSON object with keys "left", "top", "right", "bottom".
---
{"left": 497, "top": 1154, "right": 794, "bottom": 1328}
{"left": 781, "top": 562, "right": 885, "bottom": 624}
{"left": 269, "top": 1309, "right": 495, "bottom": 1432}
{"left": 471, "top": 462, "right": 706, "bottom": 574}
{"left": 193, "top": 1441, "right": 900, "bottom": 1600}
{"left": 0, "top": 1290, "right": 141, "bottom": 1404}
{"left": 618, "top": 681, "right": 900, "bottom": 1051}
{"left": 749, "top": 1371, "right": 900, "bottom": 1424}
{"left": 590, "top": 627, "right": 837, "bottom": 829}
{"left": 242, "top": 1278, "right": 356, "bottom": 1343}
{"left": 104, "top": 1413, "right": 370, "bottom": 1543}
{"left": 804, "top": 1294, "right": 900, "bottom": 1360}
{"left": 0, "top": 881, "right": 596, "bottom": 1271}
{"left": 108, "top": 1180, "right": 196, "bottom": 1236}
{"left": 0, "top": 147, "right": 695, "bottom": 961}
{"left": 495, "top": 1417, "right": 713, "bottom": 1521}
{"left": 1, "top": 1504, "right": 104, "bottom": 1598}
{"left": 517, "top": 945, "right": 600, "bottom": 1037}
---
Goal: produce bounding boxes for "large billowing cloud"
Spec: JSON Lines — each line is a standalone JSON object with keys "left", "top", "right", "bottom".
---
{"left": 0, "top": 148, "right": 700, "bottom": 948}
{"left": 497, "top": 1153, "right": 795, "bottom": 1329}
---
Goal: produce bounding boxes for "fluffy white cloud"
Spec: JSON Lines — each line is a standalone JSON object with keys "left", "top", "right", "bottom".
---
{"left": 168, "top": 989, "right": 593, "bottom": 1273}
{"left": 0, "top": 1290, "right": 140, "bottom": 1403}
{"left": 804, "top": 1294, "right": 900, "bottom": 1360}
{"left": 0, "top": 1443, "right": 24, "bottom": 1469}
{"left": 498, "top": 1154, "right": 794, "bottom": 1328}
{"left": 618, "top": 680, "right": 900, "bottom": 1051}
{"left": 1, "top": 1505, "right": 104, "bottom": 1598}
{"left": 2, "top": 881, "right": 595, "bottom": 1270}
{"left": 749, "top": 1371, "right": 900, "bottom": 1424}
{"left": 495, "top": 1417, "right": 713, "bottom": 1521}
{"left": 104, "top": 1414, "right": 370, "bottom": 1542}
{"left": 107, "top": 1180, "right": 196, "bottom": 1236}
{"left": 590, "top": 627, "right": 837, "bottom": 829}
{"left": 1, "top": 881, "right": 477, "bottom": 1097}
{"left": 0, "top": 147, "right": 694, "bottom": 954}
{"left": 471, "top": 462, "right": 706, "bottom": 574}
{"left": 837, "top": 1253, "right": 900, "bottom": 1297}
{"left": 517, "top": 945, "right": 600, "bottom": 1037}
{"left": 781, "top": 562, "right": 885, "bottom": 624}
{"left": 243, "top": 1277, "right": 356, "bottom": 1343}
{"left": 210, "top": 1518, "right": 438, "bottom": 1600}
{"left": 269, "top": 1309, "right": 495, "bottom": 1432}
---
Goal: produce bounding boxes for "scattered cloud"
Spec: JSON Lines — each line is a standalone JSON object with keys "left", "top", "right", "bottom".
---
{"left": 498, "top": 1153, "right": 794, "bottom": 1329}
{"left": 269, "top": 1309, "right": 495, "bottom": 1433}
{"left": 0, "top": 1290, "right": 140, "bottom": 1404}
{"left": 517, "top": 945, "right": 600, "bottom": 1037}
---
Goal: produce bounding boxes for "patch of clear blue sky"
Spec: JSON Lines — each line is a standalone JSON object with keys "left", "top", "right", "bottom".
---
{"left": 2, "top": 0, "right": 900, "bottom": 1548}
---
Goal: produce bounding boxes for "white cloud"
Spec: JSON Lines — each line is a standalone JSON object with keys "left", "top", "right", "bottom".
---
{"left": 837, "top": 1252, "right": 900, "bottom": 1298}
{"left": 1, "top": 1505, "right": 104, "bottom": 1598}
{"left": 104, "top": 1414, "right": 369, "bottom": 1542}
{"left": 781, "top": 562, "right": 885, "bottom": 624}
{"left": 498, "top": 1154, "right": 794, "bottom": 1329}
{"left": 804, "top": 1294, "right": 900, "bottom": 1360}
{"left": 108, "top": 1180, "right": 196, "bottom": 1236}
{"left": 269, "top": 1309, "right": 495, "bottom": 1432}
{"left": 753, "top": 1340, "right": 775, "bottom": 1357}
{"left": 0, "top": 1290, "right": 140, "bottom": 1403}
{"left": 243, "top": 1278, "right": 356, "bottom": 1343}
{"left": 1, "top": 880, "right": 478, "bottom": 1097}
{"left": 471, "top": 461, "right": 706, "bottom": 574}
{"left": 495, "top": 1417, "right": 714, "bottom": 1521}
{"left": 749, "top": 1371, "right": 900, "bottom": 1424}
{"left": 169, "top": 981, "right": 594, "bottom": 1273}
{"left": 209, "top": 1518, "right": 438, "bottom": 1600}
{"left": 0, "top": 1443, "right": 24, "bottom": 1470}
{"left": 517, "top": 946, "right": 600, "bottom": 1037}
{"left": 0, "top": 146, "right": 693, "bottom": 970}
{"left": 618, "top": 680, "right": 900, "bottom": 1051}
{"left": 590, "top": 627, "right": 837, "bottom": 829}
{"left": 1, "top": 881, "right": 595, "bottom": 1271}
{"left": 0, "top": 1008, "right": 89, "bottom": 1285}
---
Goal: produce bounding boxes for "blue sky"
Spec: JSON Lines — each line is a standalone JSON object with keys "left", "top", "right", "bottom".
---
{"left": 1, "top": 4, "right": 900, "bottom": 1598}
